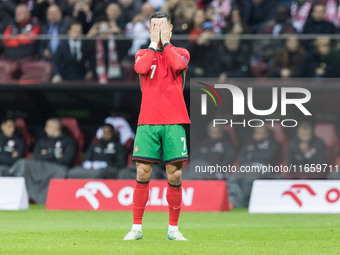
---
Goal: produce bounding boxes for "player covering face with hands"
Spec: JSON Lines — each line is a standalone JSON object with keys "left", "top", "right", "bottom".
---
{"left": 123, "top": 12, "right": 190, "bottom": 241}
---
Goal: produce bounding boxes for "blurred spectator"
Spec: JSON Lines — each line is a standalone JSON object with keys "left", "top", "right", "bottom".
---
{"left": 147, "top": 0, "right": 166, "bottom": 11}
{"left": 117, "top": 0, "right": 142, "bottom": 29}
{"left": 0, "top": 118, "right": 25, "bottom": 176}
{"left": 290, "top": 0, "right": 313, "bottom": 32}
{"left": 259, "top": 5, "right": 295, "bottom": 34}
{"left": 285, "top": 121, "right": 326, "bottom": 178}
{"left": 0, "top": 0, "right": 16, "bottom": 33}
{"left": 7, "top": 118, "right": 76, "bottom": 204}
{"left": 224, "top": 8, "right": 248, "bottom": 34}
{"left": 239, "top": 0, "right": 277, "bottom": 33}
{"left": 39, "top": 4, "right": 69, "bottom": 61}
{"left": 125, "top": 2, "right": 154, "bottom": 57}
{"left": 2, "top": 4, "right": 40, "bottom": 60}
{"left": 183, "top": 122, "right": 236, "bottom": 179}
{"left": 162, "top": 0, "right": 196, "bottom": 34}
{"left": 269, "top": 35, "right": 306, "bottom": 78}
{"left": 302, "top": 3, "right": 335, "bottom": 34}
{"left": 31, "top": 0, "right": 59, "bottom": 23}
{"left": 52, "top": 21, "right": 88, "bottom": 83}
{"left": 238, "top": 125, "right": 282, "bottom": 167}
{"left": 60, "top": 0, "right": 103, "bottom": 34}
{"left": 68, "top": 124, "right": 126, "bottom": 179}
{"left": 210, "top": 0, "right": 233, "bottom": 33}
{"left": 300, "top": 37, "right": 340, "bottom": 78}
{"left": 228, "top": 125, "right": 282, "bottom": 208}
{"left": 86, "top": 20, "right": 128, "bottom": 83}
{"left": 189, "top": 9, "right": 206, "bottom": 44}
{"left": 217, "top": 34, "right": 250, "bottom": 80}
{"left": 105, "top": 3, "right": 124, "bottom": 33}
{"left": 189, "top": 22, "right": 220, "bottom": 77}
{"left": 96, "top": 114, "right": 135, "bottom": 148}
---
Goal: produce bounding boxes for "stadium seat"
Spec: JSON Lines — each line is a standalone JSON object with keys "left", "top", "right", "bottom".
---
{"left": 250, "top": 61, "right": 268, "bottom": 78}
{"left": 314, "top": 123, "right": 340, "bottom": 164}
{"left": 19, "top": 61, "right": 52, "bottom": 84}
{"left": 60, "top": 118, "right": 84, "bottom": 166}
{"left": 0, "top": 60, "right": 19, "bottom": 83}
{"left": 15, "top": 118, "right": 33, "bottom": 158}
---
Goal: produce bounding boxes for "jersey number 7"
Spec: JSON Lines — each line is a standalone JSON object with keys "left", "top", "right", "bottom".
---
{"left": 150, "top": 65, "right": 156, "bottom": 79}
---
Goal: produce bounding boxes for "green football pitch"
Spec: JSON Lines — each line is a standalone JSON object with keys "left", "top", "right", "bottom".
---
{"left": 0, "top": 206, "right": 339, "bottom": 255}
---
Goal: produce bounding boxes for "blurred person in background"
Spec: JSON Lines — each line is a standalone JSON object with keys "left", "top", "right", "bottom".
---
{"left": 39, "top": 4, "right": 69, "bottom": 61}
{"left": 228, "top": 125, "right": 282, "bottom": 208}
{"left": 188, "top": 9, "right": 206, "bottom": 44}
{"left": 117, "top": 0, "right": 142, "bottom": 29}
{"left": 86, "top": 20, "right": 127, "bottom": 83}
{"left": 183, "top": 121, "right": 236, "bottom": 180}
{"left": 210, "top": 0, "right": 233, "bottom": 33}
{"left": 125, "top": 2, "right": 154, "bottom": 58}
{"left": 162, "top": 0, "right": 196, "bottom": 34}
{"left": 0, "top": 0, "right": 16, "bottom": 34}
{"left": 300, "top": 37, "right": 340, "bottom": 78}
{"left": 224, "top": 8, "right": 248, "bottom": 34}
{"left": 52, "top": 21, "right": 88, "bottom": 83}
{"left": 217, "top": 33, "right": 250, "bottom": 80}
{"left": 31, "top": 0, "right": 60, "bottom": 23}
{"left": 259, "top": 5, "right": 295, "bottom": 34}
{"left": 105, "top": 3, "right": 125, "bottom": 34}
{"left": 285, "top": 121, "right": 326, "bottom": 178}
{"left": 0, "top": 118, "right": 25, "bottom": 176}
{"left": 7, "top": 118, "right": 76, "bottom": 204}
{"left": 303, "top": 3, "right": 335, "bottom": 34}
{"left": 2, "top": 4, "right": 40, "bottom": 60}
{"left": 68, "top": 124, "right": 126, "bottom": 179}
{"left": 188, "top": 22, "right": 220, "bottom": 77}
{"left": 238, "top": 0, "right": 277, "bottom": 33}
{"left": 269, "top": 35, "right": 306, "bottom": 78}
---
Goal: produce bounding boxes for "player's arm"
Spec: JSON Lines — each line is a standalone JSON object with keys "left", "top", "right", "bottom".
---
{"left": 134, "top": 49, "right": 155, "bottom": 75}
{"left": 160, "top": 20, "right": 189, "bottom": 72}
{"left": 134, "top": 22, "right": 161, "bottom": 75}
{"left": 163, "top": 44, "right": 189, "bottom": 72}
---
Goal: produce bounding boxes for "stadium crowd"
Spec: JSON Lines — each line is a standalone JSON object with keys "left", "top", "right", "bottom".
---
{"left": 1, "top": 0, "right": 340, "bottom": 83}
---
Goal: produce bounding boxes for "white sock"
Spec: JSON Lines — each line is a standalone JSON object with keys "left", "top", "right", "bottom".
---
{"left": 168, "top": 225, "right": 178, "bottom": 233}
{"left": 131, "top": 224, "right": 142, "bottom": 232}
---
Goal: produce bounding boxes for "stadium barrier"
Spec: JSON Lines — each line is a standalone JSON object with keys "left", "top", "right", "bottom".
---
{"left": 249, "top": 180, "right": 340, "bottom": 213}
{"left": 0, "top": 177, "right": 28, "bottom": 210}
{"left": 46, "top": 179, "right": 229, "bottom": 212}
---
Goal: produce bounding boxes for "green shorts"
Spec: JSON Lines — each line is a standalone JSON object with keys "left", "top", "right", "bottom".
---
{"left": 132, "top": 124, "right": 188, "bottom": 164}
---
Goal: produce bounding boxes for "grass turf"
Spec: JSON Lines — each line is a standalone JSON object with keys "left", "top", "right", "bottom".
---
{"left": 0, "top": 206, "right": 339, "bottom": 255}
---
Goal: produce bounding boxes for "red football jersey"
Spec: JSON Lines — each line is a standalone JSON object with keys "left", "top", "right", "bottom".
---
{"left": 134, "top": 43, "right": 190, "bottom": 125}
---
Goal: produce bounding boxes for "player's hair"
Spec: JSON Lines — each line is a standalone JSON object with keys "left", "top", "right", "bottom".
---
{"left": 149, "top": 11, "right": 171, "bottom": 24}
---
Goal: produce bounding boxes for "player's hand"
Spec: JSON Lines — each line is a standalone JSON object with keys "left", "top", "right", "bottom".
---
{"left": 160, "top": 20, "right": 171, "bottom": 45}
{"left": 150, "top": 22, "right": 161, "bottom": 44}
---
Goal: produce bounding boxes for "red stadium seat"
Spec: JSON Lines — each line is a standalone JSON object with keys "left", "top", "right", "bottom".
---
{"left": 0, "top": 60, "right": 18, "bottom": 83}
{"left": 15, "top": 118, "right": 33, "bottom": 158}
{"left": 60, "top": 118, "right": 84, "bottom": 166}
{"left": 314, "top": 123, "right": 340, "bottom": 164}
{"left": 19, "top": 61, "right": 52, "bottom": 84}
